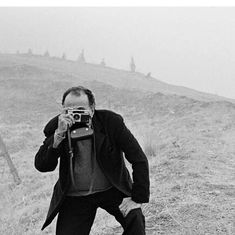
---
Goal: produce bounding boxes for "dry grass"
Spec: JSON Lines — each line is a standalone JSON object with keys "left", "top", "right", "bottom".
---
{"left": 1, "top": 102, "right": 234, "bottom": 235}
{"left": 0, "top": 62, "right": 235, "bottom": 234}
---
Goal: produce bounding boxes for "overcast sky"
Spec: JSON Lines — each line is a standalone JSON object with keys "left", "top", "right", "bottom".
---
{"left": 0, "top": 7, "right": 234, "bottom": 99}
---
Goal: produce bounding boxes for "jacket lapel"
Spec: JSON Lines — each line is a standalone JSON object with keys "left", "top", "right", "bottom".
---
{"left": 92, "top": 111, "right": 106, "bottom": 158}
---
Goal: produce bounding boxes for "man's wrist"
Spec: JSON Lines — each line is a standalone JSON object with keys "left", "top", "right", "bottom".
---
{"left": 55, "top": 129, "right": 65, "bottom": 138}
{"left": 53, "top": 129, "right": 65, "bottom": 148}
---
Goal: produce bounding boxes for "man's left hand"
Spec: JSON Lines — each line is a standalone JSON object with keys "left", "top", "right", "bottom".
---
{"left": 119, "top": 197, "right": 142, "bottom": 217}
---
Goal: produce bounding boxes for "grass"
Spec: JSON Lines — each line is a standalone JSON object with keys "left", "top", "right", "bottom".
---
{"left": 0, "top": 69, "right": 235, "bottom": 234}
{"left": 1, "top": 106, "right": 235, "bottom": 234}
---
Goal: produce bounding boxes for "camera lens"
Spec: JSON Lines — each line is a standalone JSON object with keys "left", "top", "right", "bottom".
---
{"left": 73, "top": 114, "right": 80, "bottom": 121}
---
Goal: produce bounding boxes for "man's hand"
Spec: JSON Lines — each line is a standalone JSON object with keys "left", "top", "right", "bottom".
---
{"left": 57, "top": 113, "right": 75, "bottom": 135}
{"left": 53, "top": 113, "right": 75, "bottom": 148}
{"left": 119, "top": 197, "right": 142, "bottom": 217}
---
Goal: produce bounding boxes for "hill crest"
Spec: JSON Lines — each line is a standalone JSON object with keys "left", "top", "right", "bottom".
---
{"left": 0, "top": 53, "right": 234, "bottom": 103}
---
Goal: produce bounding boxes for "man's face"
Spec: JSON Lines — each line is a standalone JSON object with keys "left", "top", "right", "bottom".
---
{"left": 63, "top": 92, "right": 94, "bottom": 116}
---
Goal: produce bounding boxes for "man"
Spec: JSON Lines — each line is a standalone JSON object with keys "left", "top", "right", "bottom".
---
{"left": 35, "top": 86, "right": 150, "bottom": 235}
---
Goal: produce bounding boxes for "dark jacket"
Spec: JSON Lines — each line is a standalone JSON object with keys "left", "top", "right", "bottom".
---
{"left": 35, "top": 109, "right": 150, "bottom": 230}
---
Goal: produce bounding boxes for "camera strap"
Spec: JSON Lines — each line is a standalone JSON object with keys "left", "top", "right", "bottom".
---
{"left": 67, "top": 126, "right": 96, "bottom": 194}
{"left": 70, "top": 127, "right": 94, "bottom": 140}
{"left": 67, "top": 127, "right": 75, "bottom": 186}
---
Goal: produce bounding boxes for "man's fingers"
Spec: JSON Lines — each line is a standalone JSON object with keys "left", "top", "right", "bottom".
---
{"left": 120, "top": 205, "right": 133, "bottom": 217}
{"left": 119, "top": 198, "right": 129, "bottom": 211}
{"left": 122, "top": 205, "right": 141, "bottom": 217}
{"left": 119, "top": 198, "right": 142, "bottom": 217}
{"left": 60, "top": 119, "right": 72, "bottom": 128}
{"left": 63, "top": 117, "right": 74, "bottom": 127}
{"left": 57, "top": 115, "right": 75, "bottom": 133}
{"left": 119, "top": 202, "right": 127, "bottom": 216}
{"left": 60, "top": 114, "right": 75, "bottom": 124}
{"left": 59, "top": 115, "right": 75, "bottom": 127}
{"left": 124, "top": 207, "right": 132, "bottom": 217}
{"left": 119, "top": 204, "right": 127, "bottom": 213}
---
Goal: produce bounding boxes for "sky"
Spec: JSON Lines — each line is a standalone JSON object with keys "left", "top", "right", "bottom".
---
{"left": 0, "top": 7, "right": 234, "bottom": 99}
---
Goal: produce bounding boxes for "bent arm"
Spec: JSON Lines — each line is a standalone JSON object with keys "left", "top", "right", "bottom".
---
{"left": 114, "top": 115, "right": 150, "bottom": 203}
{"left": 34, "top": 135, "right": 61, "bottom": 172}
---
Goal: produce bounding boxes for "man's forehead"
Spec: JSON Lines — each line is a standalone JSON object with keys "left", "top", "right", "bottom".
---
{"left": 64, "top": 92, "right": 89, "bottom": 106}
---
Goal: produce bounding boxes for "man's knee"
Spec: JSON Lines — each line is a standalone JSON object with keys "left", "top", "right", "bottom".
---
{"left": 127, "top": 208, "right": 144, "bottom": 220}
{"left": 124, "top": 208, "right": 145, "bottom": 234}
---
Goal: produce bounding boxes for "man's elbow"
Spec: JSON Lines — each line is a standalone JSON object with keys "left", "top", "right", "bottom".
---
{"left": 34, "top": 159, "right": 57, "bottom": 172}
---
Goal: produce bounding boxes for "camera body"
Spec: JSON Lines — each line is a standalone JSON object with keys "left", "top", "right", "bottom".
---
{"left": 66, "top": 107, "right": 93, "bottom": 140}
{"left": 66, "top": 107, "right": 91, "bottom": 124}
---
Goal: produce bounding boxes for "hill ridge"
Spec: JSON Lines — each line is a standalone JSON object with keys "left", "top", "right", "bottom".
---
{"left": 0, "top": 53, "right": 234, "bottom": 103}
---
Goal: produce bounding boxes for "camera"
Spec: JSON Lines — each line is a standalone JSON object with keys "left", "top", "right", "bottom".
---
{"left": 66, "top": 107, "right": 91, "bottom": 124}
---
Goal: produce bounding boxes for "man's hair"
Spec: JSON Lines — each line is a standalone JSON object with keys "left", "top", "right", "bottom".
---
{"left": 62, "top": 86, "right": 96, "bottom": 107}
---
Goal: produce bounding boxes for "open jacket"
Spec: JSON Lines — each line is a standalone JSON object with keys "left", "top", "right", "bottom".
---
{"left": 34, "top": 109, "right": 150, "bottom": 230}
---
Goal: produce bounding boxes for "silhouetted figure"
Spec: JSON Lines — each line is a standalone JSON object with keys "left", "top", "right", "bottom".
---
{"left": 78, "top": 49, "right": 86, "bottom": 63}
{"left": 146, "top": 72, "right": 151, "bottom": 78}
{"left": 100, "top": 58, "right": 106, "bottom": 67}
{"left": 27, "top": 48, "right": 33, "bottom": 55}
{"left": 62, "top": 53, "right": 66, "bottom": 60}
{"left": 130, "top": 57, "right": 136, "bottom": 72}
{"left": 44, "top": 50, "right": 50, "bottom": 57}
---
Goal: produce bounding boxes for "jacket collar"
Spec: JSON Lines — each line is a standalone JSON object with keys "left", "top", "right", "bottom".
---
{"left": 91, "top": 110, "right": 104, "bottom": 133}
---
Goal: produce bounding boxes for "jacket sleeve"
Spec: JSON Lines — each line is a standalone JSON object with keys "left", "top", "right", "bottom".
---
{"left": 113, "top": 114, "right": 150, "bottom": 203}
{"left": 34, "top": 118, "right": 61, "bottom": 172}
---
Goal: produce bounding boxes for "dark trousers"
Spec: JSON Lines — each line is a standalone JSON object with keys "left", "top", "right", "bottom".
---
{"left": 56, "top": 187, "right": 145, "bottom": 235}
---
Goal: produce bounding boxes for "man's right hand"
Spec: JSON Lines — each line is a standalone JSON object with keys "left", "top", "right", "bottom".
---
{"left": 53, "top": 113, "right": 75, "bottom": 148}
{"left": 57, "top": 113, "right": 75, "bottom": 135}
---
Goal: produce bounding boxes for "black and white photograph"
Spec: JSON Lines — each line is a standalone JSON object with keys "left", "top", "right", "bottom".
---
{"left": 0, "top": 2, "right": 234, "bottom": 234}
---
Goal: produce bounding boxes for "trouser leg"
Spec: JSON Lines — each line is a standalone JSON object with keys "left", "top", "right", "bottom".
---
{"left": 123, "top": 208, "right": 145, "bottom": 235}
{"left": 56, "top": 196, "right": 97, "bottom": 235}
{"left": 97, "top": 187, "right": 146, "bottom": 235}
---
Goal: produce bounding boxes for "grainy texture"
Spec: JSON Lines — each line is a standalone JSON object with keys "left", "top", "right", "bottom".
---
{"left": 0, "top": 56, "right": 234, "bottom": 234}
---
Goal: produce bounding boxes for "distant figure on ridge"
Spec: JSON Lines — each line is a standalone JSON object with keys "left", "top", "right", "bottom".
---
{"left": 100, "top": 58, "right": 106, "bottom": 67}
{"left": 78, "top": 49, "right": 86, "bottom": 63}
{"left": 130, "top": 57, "right": 136, "bottom": 72}
{"left": 62, "top": 53, "right": 66, "bottom": 60}
{"left": 44, "top": 50, "right": 50, "bottom": 57}
{"left": 27, "top": 48, "right": 33, "bottom": 55}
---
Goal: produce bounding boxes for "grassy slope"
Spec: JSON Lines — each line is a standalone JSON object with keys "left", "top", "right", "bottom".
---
{"left": 1, "top": 54, "right": 235, "bottom": 103}
{"left": 0, "top": 60, "right": 234, "bottom": 234}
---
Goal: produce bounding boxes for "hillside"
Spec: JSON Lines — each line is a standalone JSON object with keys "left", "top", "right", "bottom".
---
{"left": 0, "top": 53, "right": 234, "bottom": 103}
{"left": 0, "top": 56, "right": 234, "bottom": 234}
